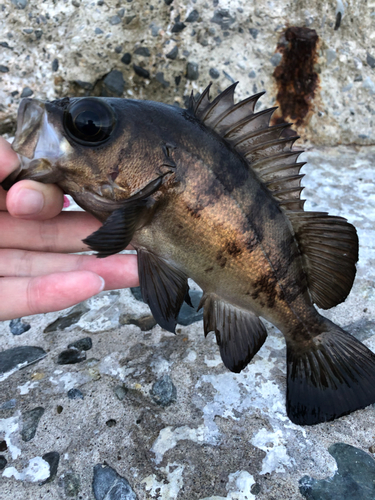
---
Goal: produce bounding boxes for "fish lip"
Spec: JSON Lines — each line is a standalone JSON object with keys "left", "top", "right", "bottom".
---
{"left": 12, "top": 99, "right": 46, "bottom": 159}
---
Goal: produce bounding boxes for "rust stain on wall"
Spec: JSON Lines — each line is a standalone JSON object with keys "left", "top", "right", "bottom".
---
{"left": 272, "top": 27, "right": 319, "bottom": 132}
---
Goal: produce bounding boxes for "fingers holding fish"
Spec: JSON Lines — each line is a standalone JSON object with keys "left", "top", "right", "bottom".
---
{"left": 0, "top": 211, "right": 103, "bottom": 253}
{"left": 0, "top": 271, "right": 106, "bottom": 321}
{"left": 5, "top": 179, "right": 64, "bottom": 220}
{"left": 0, "top": 136, "right": 20, "bottom": 182}
{"left": 0, "top": 249, "right": 139, "bottom": 291}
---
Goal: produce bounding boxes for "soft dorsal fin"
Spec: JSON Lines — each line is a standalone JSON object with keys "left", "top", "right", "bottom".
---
{"left": 188, "top": 84, "right": 359, "bottom": 308}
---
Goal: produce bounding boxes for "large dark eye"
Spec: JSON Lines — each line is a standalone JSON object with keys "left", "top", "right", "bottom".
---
{"left": 64, "top": 98, "right": 116, "bottom": 145}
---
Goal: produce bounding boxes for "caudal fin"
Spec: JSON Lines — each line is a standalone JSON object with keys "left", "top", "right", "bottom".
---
{"left": 287, "top": 319, "right": 375, "bottom": 425}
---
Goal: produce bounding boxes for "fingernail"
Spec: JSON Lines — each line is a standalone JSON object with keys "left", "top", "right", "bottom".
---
{"left": 14, "top": 188, "right": 44, "bottom": 216}
{"left": 63, "top": 195, "right": 70, "bottom": 208}
{"left": 98, "top": 276, "right": 106, "bottom": 292}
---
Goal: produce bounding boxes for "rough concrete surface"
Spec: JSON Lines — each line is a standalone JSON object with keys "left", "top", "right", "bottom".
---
{"left": 0, "top": 0, "right": 375, "bottom": 145}
{"left": 1, "top": 146, "right": 375, "bottom": 499}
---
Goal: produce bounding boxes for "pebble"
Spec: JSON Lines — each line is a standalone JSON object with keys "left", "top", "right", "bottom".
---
{"left": 52, "top": 58, "right": 59, "bottom": 72}
{"left": 114, "top": 45, "right": 122, "bottom": 54}
{"left": 209, "top": 67, "right": 220, "bottom": 79}
{"left": 299, "top": 443, "right": 375, "bottom": 499}
{"left": 172, "top": 22, "right": 186, "bottom": 33}
{"left": 35, "top": 29, "right": 43, "bottom": 39}
{"left": 106, "top": 419, "right": 116, "bottom": 427}
{"left": 103, "top": 70, "right": 125, "bottom": 96}
{"left": 57, "top": 348, "right": 86, "bottom": 365}
{"left": 0, "top": 440, "right": 7, "bottom": 451}
{"left": 166, "top": 45, "right": 178, "bottom": 60}
{"left": 74, "top": 80, "right": 94, "bottom": 90}
{"left": 176, "top": 290, "right": 203, "bottom": 326}
{"left": 0, "top": 346, "right": 46, "bottom": 376}
{"left": 67, "top": 388, "right": 84, "bottom": 400}
{"left": 155, "top": 71, "right": 170, "bottom": 88}
{"left": 0, "top": 65, "right": 9, "bottom": 73}
{"left": 41, "top": 451, "right": 60, "bottom": 484}
{"left": 121, "top": 52, "right": 132, "bottom": 64}
{"left": 186, "top": 61, "right": 199, "bottom": 80}
{"left": 20, "top": 87, "right": 34, "bottom": 98}
{"left": 185, "top": 10, "right": 199, "bottom": 23}
{"left": 114, "top": 385, "right": 127, "bottom": 401}
{"left": 92, "top": 463, "right": 137, "bottom": 500}
{"left": 211, "top": 9, "right": 235, "bottom": 29}
{"left": 134, "top": 47, "right": 150, "bottom": 57}
{"left": 270, "top": 53, "right": 282, "bottom": 67}
{"left": 248, "top": 70, "right": 256, "bottom": 78}
{"left": 130, "top": 287, "right": 143, "bottom": 302}
{"left": 164, "top": 0, "right": 173, "bottom": 5}
{"left": 0, "top": 456, "right": 7, "bottom": 470}
{"left": 21, "top": 407, "right": 45, "bottom": 442}
{"left": 367, "top": 52, "right": 375, "bottom": 69}
{"left": 60, "top": 472, "right": 80, "bottom": 497}
{"left": 119, "top": 313, "right": 157, "bottom": 331}
{"left": 23, "top": 28, "right": 34, "bottom": 34}
{"left": 249, "top": 27, "right": 259, "bottom": 39}
{"left": 109, "top": 15, "right": 122, "bottom": 25}
{"left": 95, "top": 27, "right": 104, "bottom": 34}
{"left": 0, "top": 399, "right": 17, "bottom": 410}
{"left": 11, "top": 0, "right": 27, "bottom": 8}
{"left": 68, "top": 337, "right": 92, "bottom": 351}
{"left": 9, "top": 318, "right": 31, "bottom": 335}
{"left": 151, "top": 374, "right": 177, "bottom": 407}
{"left": 133, "top": 64, "right": 150, "bottom": 78}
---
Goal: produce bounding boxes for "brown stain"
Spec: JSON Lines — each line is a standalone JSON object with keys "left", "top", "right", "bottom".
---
{"left": 272, "top": 27, "right": 319, "bottom": 130}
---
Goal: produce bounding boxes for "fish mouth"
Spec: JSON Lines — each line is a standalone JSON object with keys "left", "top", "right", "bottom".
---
{"left": 12, "top": 98, "right": 66, "bottom": 169}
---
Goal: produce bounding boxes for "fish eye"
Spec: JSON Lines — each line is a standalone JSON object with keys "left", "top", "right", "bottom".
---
{"left": 64, "top": 98, "right": 116, "bottom": 145}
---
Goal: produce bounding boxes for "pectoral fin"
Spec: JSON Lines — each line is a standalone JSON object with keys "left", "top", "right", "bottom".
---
{"left": 137, "top": 249, "right": 189, "bottom": 333}
{"left": 201, "top": 294, "right": 267, "bottom": 373}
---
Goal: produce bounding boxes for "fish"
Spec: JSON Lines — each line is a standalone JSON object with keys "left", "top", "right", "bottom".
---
{"left": 2, "top": 83, "right": 375, "bottom": 425}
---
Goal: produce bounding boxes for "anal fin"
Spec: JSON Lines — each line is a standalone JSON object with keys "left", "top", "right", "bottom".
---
{"left": 201, "top": 294, "right": 267, "bottom": 373}
{"left": 137, "top": 249, "right": 189, "bottom": 333}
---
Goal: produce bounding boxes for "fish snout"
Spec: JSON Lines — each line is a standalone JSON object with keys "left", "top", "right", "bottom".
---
{"left": 12, "top": 99, "right": 46, "bottom": 159}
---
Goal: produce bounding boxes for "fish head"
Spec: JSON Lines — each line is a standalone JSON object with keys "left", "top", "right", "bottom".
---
{"left": 7, "top": 96, "right": 177, "bottom": 218}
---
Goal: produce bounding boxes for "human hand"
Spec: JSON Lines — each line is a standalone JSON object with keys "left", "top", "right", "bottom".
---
{"left": 0, "top": 136, "right": 139, "bottom": 321}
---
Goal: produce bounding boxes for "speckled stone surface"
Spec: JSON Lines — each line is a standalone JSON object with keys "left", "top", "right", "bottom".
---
{"left": 0, "top": 146, "right": 375, "bottom": 499}
{"left": 0, "top": 0, "right": 375, "bottom": 145}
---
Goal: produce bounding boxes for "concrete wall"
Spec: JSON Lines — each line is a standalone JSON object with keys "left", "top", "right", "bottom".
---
{"left": 1, "top": 0, "right": 375, "bottom": 145}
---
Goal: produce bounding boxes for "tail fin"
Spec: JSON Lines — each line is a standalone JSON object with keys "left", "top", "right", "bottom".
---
{"left": 287, "top": 318, "right": 375, "bottom": 425}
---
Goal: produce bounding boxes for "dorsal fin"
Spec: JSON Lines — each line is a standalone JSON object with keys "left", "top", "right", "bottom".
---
{"left": 188, "top": 84, "right": 359, "bottom": 308}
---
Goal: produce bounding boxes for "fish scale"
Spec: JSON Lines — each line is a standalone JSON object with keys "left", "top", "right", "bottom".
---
{"left": 2, "top": 84, "right": 375, "bottom": 426}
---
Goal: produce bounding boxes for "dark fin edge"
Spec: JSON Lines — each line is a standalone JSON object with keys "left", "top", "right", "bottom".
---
{"left": 287, "top": 319, "right": 375, "bottom": 425}
{"left": 137, "top": 249, "right": 189, "bottom": 333}
{"left": 288, "top": 212, "right": 359, "bottom": 309}
{"left": 201, "top": 294, "right": 267, "bottom": 373}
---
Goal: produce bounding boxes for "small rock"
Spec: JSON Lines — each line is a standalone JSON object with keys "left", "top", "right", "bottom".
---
{"left": 223, "top": 70, "right": 235, "bottom": 83}
{"left": 68, "top": 337, "right": 92, "bottom": 351}
{"left": 11, "top": 0, "right": 27, "bottom": 8}
{"left": 103, "top": 70, "right": 125, "bottom": 96}
{"left": 299, "top": 443, "right": 375, "bottom": 499}
{"left": 119, "top": 313, "right": 157, "bottom": 331}
{"left": 185, "top": 10, "right": 199, "bottom": 23}
{"left": 155, "top": 72, "right": 170, "bottom": 88}
{"left": 44, "top": 307, "right": 89, "bottom": 332}
{"left": 35, "top": 29, "right": 43, "bottom": 39}
{"left": 41, "top": 451, "right": 60, "bottom": 484}
{"left": 67, "top": 388, "right": 84, "bottom": 400}
{"left": 130, "top": 287, "right": 143, "bottom": 302}
{"left": 0, "top": 399, "right": 17, "bottom": 410}
{"left": 57, "top": 349, "right": 86, "bottom": 365}
{"left": 74, "top": 80, "right": 94, "bottom": 90}
{"left": 186, "top": 61, "right": 199, "bottom": 80}
{"left": 326, "top": 48, "right": 337, "bottom": 65}
{"left": 150, "top": 23, "right": 161, "bottom": 36}
{"left": 0, "top": 346, "right": 46, "bottom": 376}
{"left": 367, "top": 52, "right": 375, "bottom": 69}
{"left": 109, "top": 15, "right": 121, "bottom": 25}
{"left": 0, "top": 441, "right": 7, "bottom": 452}
{"left": 209, "top": 67, "right": 220, "bottom": 79}
{"left": 72, "top": 0, "right": 80, "bottom": 7}
{"left": 164, "top": 0, "right": 173, "bottom": 5}
{"left": 369, "top": 445, "right": 375, "bottom": 454}
{"left": 9, "top": 318, "right": 31, "bottom": 335}
{"left": 0, "top": 456, "right": 7, "bottom": 470}
{"left": 0, "top": 65, "right": 9, "bottom": 73}
{"left": 52, "top": 58, "right": 59, "bottom": 72}
{"left": 248, "top": 70, "right": 256, "bottom": 78}
{"left": 134, "top": 47, "right": 150, "bottom": 57}
{"left": 95, "top": 27, "right": 104, "bottom": 34}
{"left": 92, "top": 464, "right": 137, "bottom": 500}
{"left": 151, "top": 374, "right": 177, "bottom": 407}
{"left": 60, "top": 472, "right": 80, "bottom": 497}
{"left": 166, "top": 45, "right": 178, "bottom": 60}
{"left": 106, "top": 419, "right": 116, "bottom": 427}
{"left": 354, "top": 74, "right": 363, "bottom": 82}
{"left": 117, "top": 8, "right": 125, "bottom": 17}
{"left": 23, "top": 28, "right": 34, "bottom": 34}
{"left": 21, "top": 407, "right": 45, "bottom": 442}
{"left": 177, "top": 290, "right": 203, "bottom": 326}
{"left": 133, "top": 64, "right": 150, "bottom": 78}
{"left": 270, "top": 53, "right": 282, "bottom": 67}
{"left": 251, "top": 483, "right": 261, "bottom": 495}
{"left": 121, "top": 52, "right": 132, "bottom": 64}
{"left": 20, "top": 87, "right": 34, "bottom": 98}
{"left": 125, "top": 15, "right": 136, "bottom": 24}
{"left": 211, "top": 9, "right": 235, "bottom": 29}
{"left": 114, "top": 385, "right": 127, "bottom": 401}
{"left": 172, "top": 22, "right": 186, "bottom": 33}
{"left": 114, "top": 45, "right": 122, "bottom": 54}
{"left": 249, "top": 27, "right": 259, "bottom": 38}
{"left": 0, "top": 42, "right": 10, "bottom": 48}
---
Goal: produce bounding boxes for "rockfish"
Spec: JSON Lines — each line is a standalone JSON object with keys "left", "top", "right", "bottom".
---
{"left": 3, "top": 84, "right": 375, "bottom": 425}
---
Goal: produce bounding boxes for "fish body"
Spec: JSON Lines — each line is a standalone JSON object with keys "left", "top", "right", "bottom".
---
{"left": 3, "top": 84, "right": 375, "bottom": 425}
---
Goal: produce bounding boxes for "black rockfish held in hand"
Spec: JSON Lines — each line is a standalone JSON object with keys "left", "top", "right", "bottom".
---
{"left": 3, "top": 83, "right": 375, "bottom": 425}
